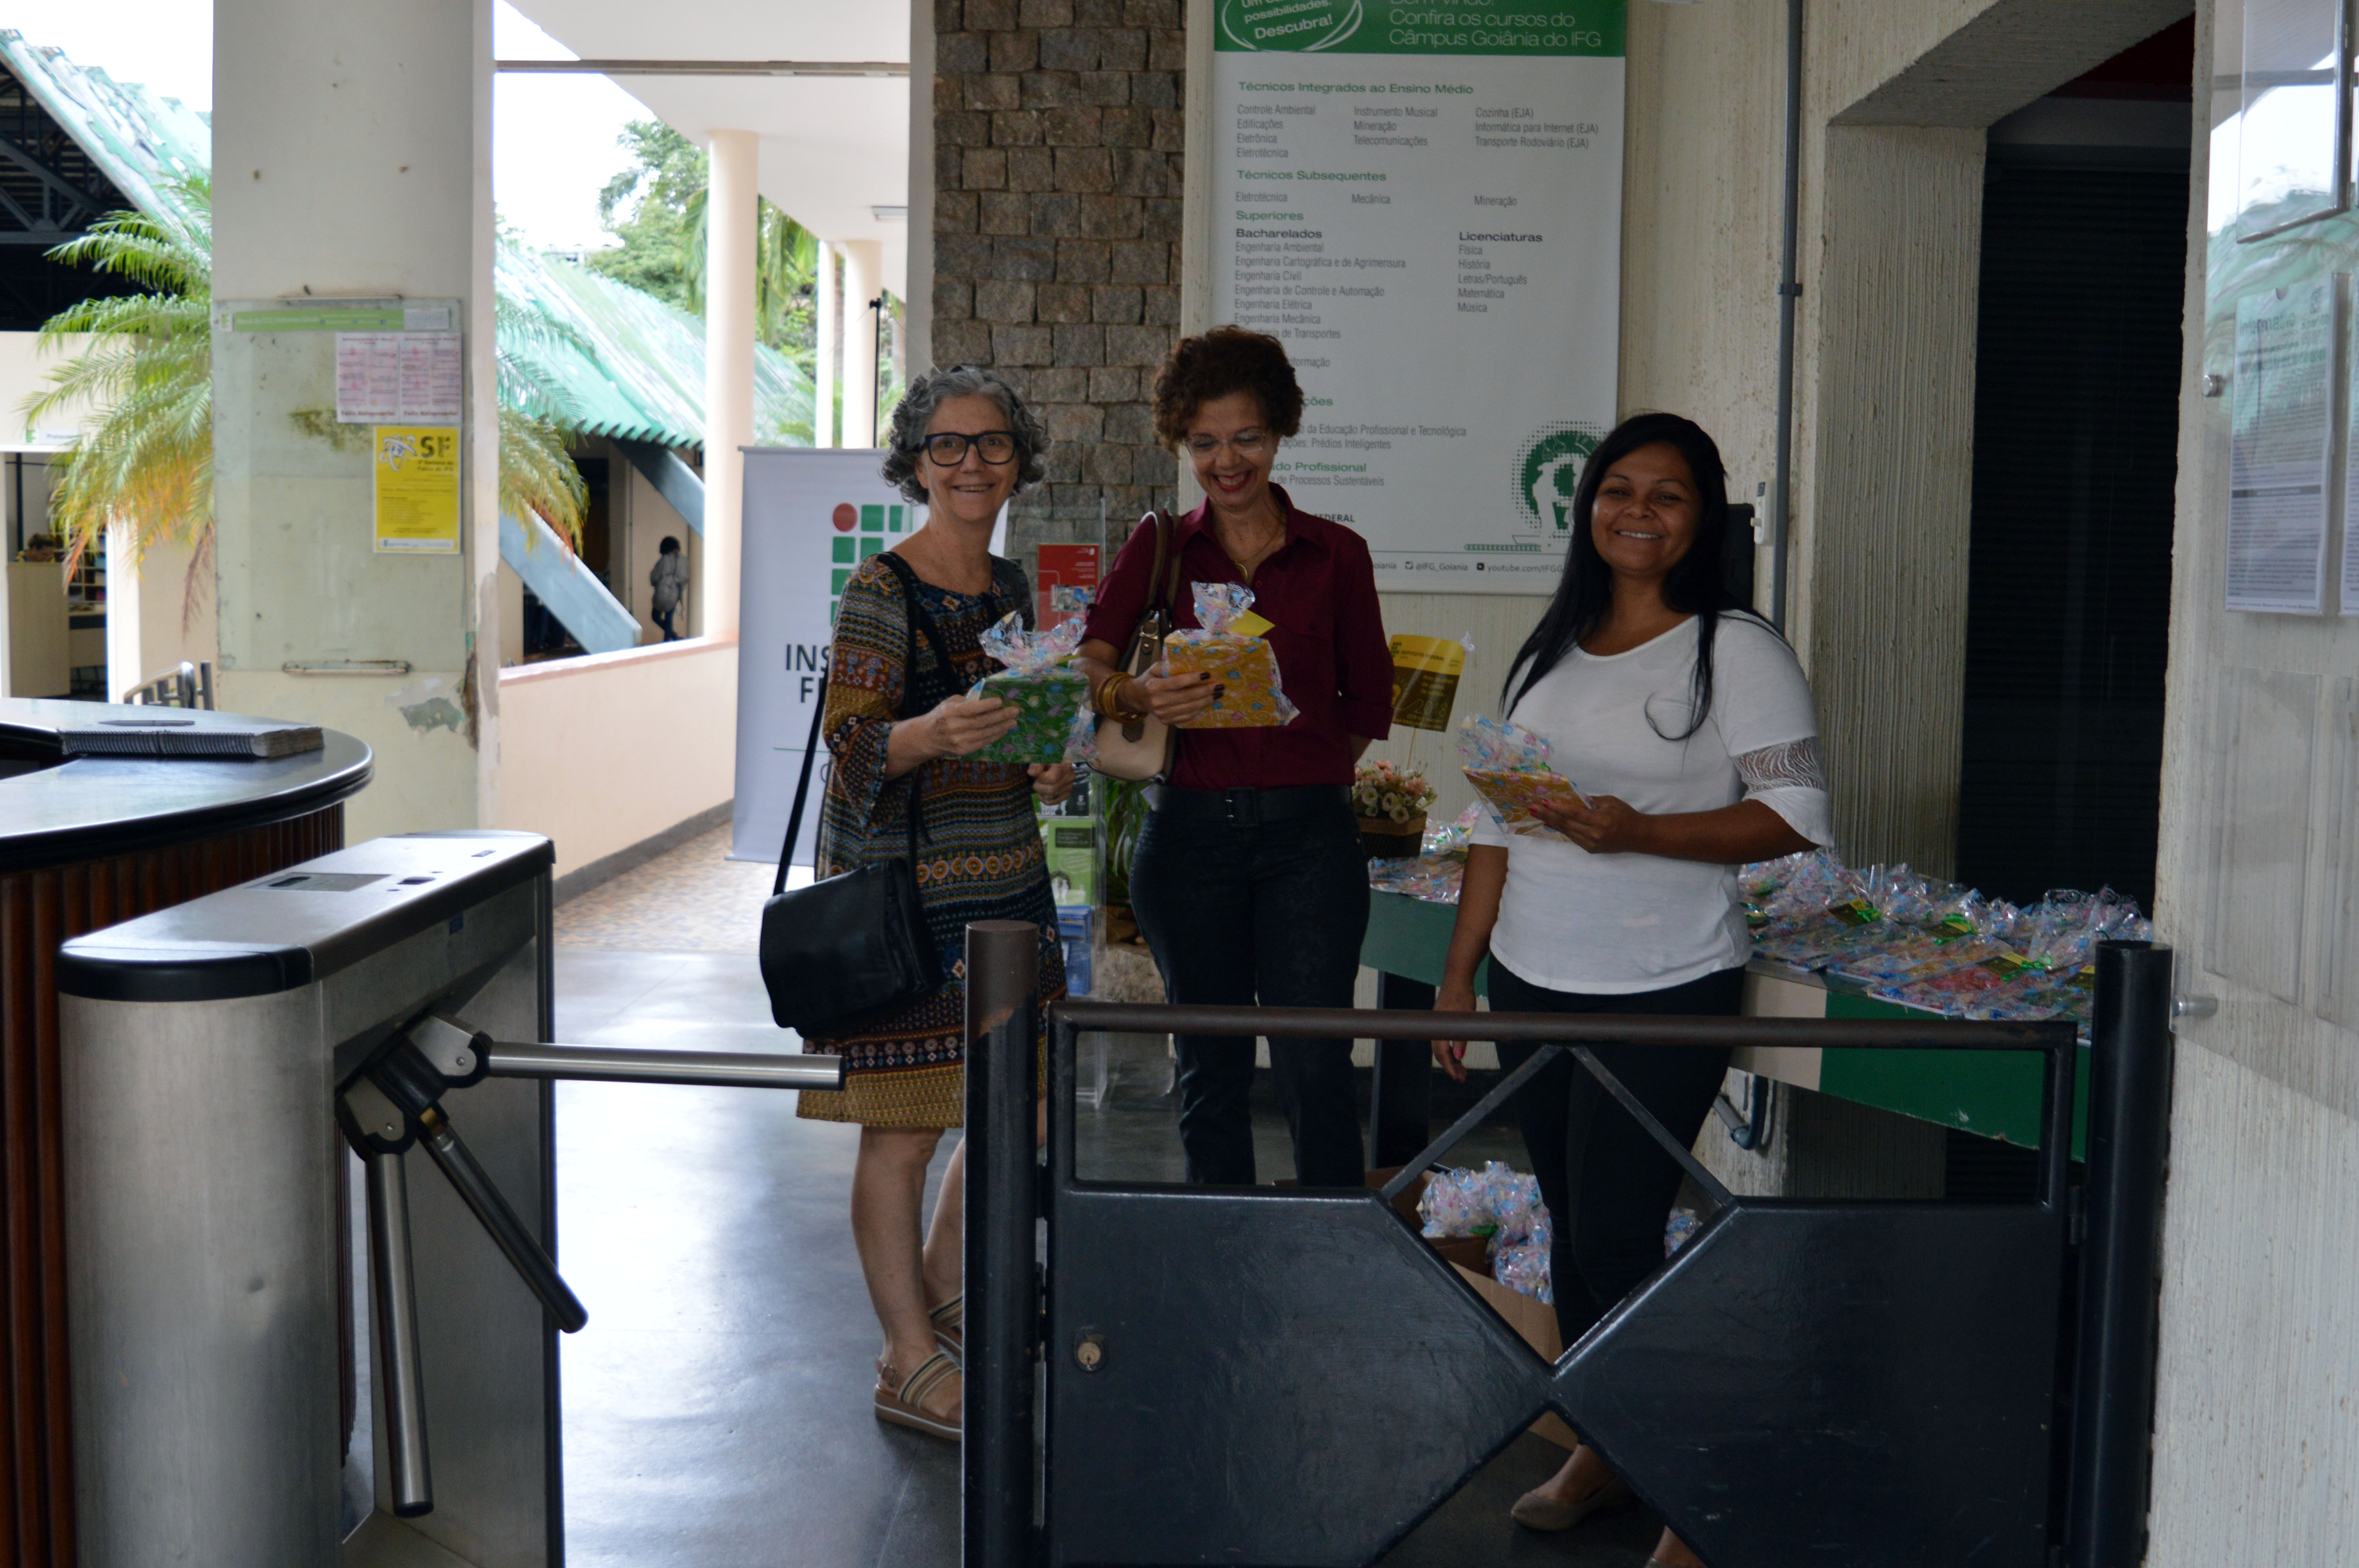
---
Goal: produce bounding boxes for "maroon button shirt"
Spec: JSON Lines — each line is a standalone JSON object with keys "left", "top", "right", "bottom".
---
{"left": 1083, "top": 485, "right": 1393, "bottom": 790}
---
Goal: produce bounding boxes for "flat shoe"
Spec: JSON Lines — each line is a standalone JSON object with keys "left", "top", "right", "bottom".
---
{"left": 874, "top": 1352, "right": 961, "bottom": 1440}
{"left": 1508, "top": 1477, "right": 1631, "bottom": 1531}
{"left": 931, "top": 1291, "right": 964, "bottom": 1361}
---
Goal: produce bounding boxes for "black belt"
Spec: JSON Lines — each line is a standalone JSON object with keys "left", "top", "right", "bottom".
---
{"left": 1148, "top": 784, "right": 1349, "bottom": 827}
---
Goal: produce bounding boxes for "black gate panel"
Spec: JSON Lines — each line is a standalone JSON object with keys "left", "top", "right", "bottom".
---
{"left": 1559, "top": 1202, "right": 2065, "bottom": 1568}
{"left": 1048, "top": 1187, "right": 1549, "bottom": 1567}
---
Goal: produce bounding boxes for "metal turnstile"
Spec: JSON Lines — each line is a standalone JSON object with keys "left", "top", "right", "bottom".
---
{"left": 57, "top": 831, "right": 840, "bottom": 1568}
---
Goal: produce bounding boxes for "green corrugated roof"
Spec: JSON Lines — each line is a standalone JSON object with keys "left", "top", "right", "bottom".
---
{"left": 4, "top": 29, "right": 808, "bottom": 454}
{"left": 0, "top": 32, "right": 210, "bottom": 237}
{"left": 496, "top": 244, "right": 812, "bottom": 450}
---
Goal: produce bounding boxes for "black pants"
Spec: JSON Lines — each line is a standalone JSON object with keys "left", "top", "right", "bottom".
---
{"left": 653, "top": 606, "right": 680, "bottom": 641}
{"left": 1489, "top": 957, "right": 1744, "bottom": 1347}
{"left": 1129, "top": 786, "right": 1369, "bottom": 1187}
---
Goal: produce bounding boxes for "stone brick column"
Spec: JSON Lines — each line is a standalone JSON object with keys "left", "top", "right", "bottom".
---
{"left": 930, "top": 0, "right": 1187, "bottom": 552}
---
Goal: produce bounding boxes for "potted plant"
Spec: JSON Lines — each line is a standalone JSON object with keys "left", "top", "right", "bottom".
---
{"left": 1351, "top": 761, "right": 1438, "bottom": 858}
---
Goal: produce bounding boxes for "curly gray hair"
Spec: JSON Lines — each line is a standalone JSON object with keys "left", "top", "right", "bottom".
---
{"left": 880, "top": 365, "right": 1051, "bottom": 503}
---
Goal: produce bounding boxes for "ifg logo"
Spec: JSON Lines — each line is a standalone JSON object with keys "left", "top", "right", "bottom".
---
{"left": 1512, "top": 424, "right": 1605, "bottom": 547}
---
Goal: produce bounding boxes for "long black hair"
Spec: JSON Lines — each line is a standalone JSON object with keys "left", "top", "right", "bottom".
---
{"left": 1502, "top": 411, "right": 1756, "bottom": 740}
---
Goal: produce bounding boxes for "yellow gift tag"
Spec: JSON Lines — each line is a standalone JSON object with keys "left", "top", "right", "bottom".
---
{"left": 1229, "top": 610, "right": 1276, "bottom": 638}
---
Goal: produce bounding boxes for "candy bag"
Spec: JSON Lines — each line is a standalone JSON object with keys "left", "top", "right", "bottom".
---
{"left": 1458, "top": 715, "right": 1587, "bottom": 841}
{"left": 967, "top": 611, "right": 1096, "bottom": 766}
{"left": 1161, "top": 583, "right": 1300, "bottom": 729}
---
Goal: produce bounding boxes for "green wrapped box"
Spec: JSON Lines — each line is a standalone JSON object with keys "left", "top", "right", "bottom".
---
{"left": 971, "top": 669, "right": 1092, "bottom": 766}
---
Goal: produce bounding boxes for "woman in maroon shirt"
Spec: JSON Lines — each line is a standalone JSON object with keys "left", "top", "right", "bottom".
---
{"left": 1075, "top": 327, "right": 1393, "bottom": 1187}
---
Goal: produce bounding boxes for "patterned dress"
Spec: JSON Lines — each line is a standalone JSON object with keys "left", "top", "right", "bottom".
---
{"left": 794, "top": 551, "right": 1067, "bottom": 1128}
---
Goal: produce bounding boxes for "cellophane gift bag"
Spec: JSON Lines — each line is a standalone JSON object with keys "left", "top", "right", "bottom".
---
{"left": 1162, "top": 583, "right": 1300, "bottom": 730}
{"left": 1459, "top": 715, "right": 1586, "bottom": 840}
{"left": 968, "top": 612, "right": 1097, "bottom": 766}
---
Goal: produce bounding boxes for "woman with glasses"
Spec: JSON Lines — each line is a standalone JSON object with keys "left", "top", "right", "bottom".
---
{"left": 1073, "top": 327, "right": 1394, "bottom": 1188}
{"left": 797, "top": 365, "right": 1073, "bottom": 1442}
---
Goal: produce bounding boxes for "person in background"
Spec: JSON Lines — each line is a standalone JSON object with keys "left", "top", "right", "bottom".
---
{"left": 1429, "top": 413, "right": 1831, "bottom": 1568}
{"left": 649, "top": 534, "right": 687, "bottom": 641}
{"left": 1072, "top": 326, "right": 1393, "bottom": 1189}
{"left": 796, "top": 365, "right": 1073, "bottom": 1443}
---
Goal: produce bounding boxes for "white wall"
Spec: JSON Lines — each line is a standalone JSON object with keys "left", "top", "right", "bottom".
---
{"left": 494, "top": 636, "right": 737, "bottom": 879}
{"left": 0, "top": 332, "right": 93, "bottom": 441}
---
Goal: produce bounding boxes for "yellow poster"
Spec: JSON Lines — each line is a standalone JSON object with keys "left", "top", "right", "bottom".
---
{"left": 373, "top": 426, "right": 461, "bottom": 554}
{"left": 1389, "top": 633, "right": 1468, "bottom": 733}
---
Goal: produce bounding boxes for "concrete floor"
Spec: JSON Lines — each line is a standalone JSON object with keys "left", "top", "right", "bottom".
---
{"left": 545, "top": 944, "right": 1671, "bottom": 1567}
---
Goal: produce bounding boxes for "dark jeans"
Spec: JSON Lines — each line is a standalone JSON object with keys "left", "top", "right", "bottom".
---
{"left": 653, "top": 606, "right": 680, "bottom": 641}
{"left": 1129, "top": 786, "right": 1369, "bottom": 1187}
{"left": 1489, "top": 956, "right": 1744, "bottom": 1346}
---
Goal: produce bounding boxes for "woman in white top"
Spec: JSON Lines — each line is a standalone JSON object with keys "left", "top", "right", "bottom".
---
{"left": 1431, "top": 413, "right": 1832, "bottom": 1566}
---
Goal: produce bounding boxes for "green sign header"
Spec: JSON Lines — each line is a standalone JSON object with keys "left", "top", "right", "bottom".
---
{"left": 1215, "top": 0, "right": 1625, "bottom": 56}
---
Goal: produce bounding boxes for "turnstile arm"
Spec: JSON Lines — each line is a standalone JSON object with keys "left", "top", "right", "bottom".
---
{"left": 362, "top": 1149, "right": 433, "bottom": 1518}
{"left": 415, "top": 1105, "right": 591, "bottom": 1334}
{"left": 483, "top": 1041, "right": 845, "bottom": 1091}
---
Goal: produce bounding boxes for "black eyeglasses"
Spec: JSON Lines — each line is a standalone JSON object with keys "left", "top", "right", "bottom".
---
{"left": 914, "top": 430, "right": 1019, "bottom": 466}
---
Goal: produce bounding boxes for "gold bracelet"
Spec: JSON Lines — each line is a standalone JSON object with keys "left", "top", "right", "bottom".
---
{"left": 1097, "top": 672, "right": 1146, "bottom": 723}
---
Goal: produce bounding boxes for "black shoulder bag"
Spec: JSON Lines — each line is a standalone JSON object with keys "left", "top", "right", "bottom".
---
{"left": 758, "top": 553, "right": 951, "bottom": 1034}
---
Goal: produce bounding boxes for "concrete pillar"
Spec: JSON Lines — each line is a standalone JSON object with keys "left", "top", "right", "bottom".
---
{"left": 212, "top": 0, "right": 497, "bottom": 839}
{"left": 103, "top": 519, "right": 139, "bottom": 700}
{"left": 840, "top": 240, "right": 884, "bottom": 449}
{"left": 703, "top": 128, "right": 757, "bottom": 641}
{"left": 814, "top": 240, "right": 838, "bottom": 448}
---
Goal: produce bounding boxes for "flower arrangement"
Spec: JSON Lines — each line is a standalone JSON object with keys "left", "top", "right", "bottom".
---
{"left": 1351, "top": 760, "right": 1439, "bottom": 825}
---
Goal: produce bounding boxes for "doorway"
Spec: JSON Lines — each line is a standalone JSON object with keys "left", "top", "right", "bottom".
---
{"left": 1954, "top": 18, "right": 2194, "bottom": 913}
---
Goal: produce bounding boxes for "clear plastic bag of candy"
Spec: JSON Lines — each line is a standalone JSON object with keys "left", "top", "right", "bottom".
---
{"left": 968, "top": 611, "right": 1096, "bottom": 766}
{"left": 1162, "top": 583, "right": 1299, "bottom": 729}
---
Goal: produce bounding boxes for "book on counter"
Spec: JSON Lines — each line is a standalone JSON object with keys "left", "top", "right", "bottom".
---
{"left": 56, "top": 717, "right": 324, "bottom": 760}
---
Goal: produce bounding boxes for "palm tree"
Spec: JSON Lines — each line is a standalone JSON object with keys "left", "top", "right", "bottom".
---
{"left": 22, "top": 174, "right": 590, "bottom": 611}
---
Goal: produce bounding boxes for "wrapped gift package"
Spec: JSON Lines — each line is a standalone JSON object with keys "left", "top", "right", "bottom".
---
{"left": 971, "top": 668, "right": 1093, "bottom": 765}
{"left": 1463, "top": 766, "right": 1588, "bottom": 839}
{"left": 1164, "top": 582, "right": 1299, "bottom": 730}
{"left": 1458, "top": 715, "right": 1585, "bottom": 840}
{"left": 968, "top": 611, "right": 1096, "bottom": 765}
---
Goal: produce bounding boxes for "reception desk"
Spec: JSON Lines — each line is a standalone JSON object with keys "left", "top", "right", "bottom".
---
{"left": 0, "top": 699, "right": 371, "bottom": 1563}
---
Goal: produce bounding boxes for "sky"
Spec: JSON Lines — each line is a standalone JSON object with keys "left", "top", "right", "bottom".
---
{"left": 3, "top": 0, "right": 645, "bottom": 252}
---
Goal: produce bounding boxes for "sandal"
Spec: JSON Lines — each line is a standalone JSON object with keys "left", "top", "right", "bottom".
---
{"left": 930, "top": 1292, "right": 964, "bottom": 1361}
{"left": 874, "top": 1352, "right": 961, "bottom": 1441}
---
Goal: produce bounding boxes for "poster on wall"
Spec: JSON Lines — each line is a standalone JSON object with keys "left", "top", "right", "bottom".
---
{"left": 2228, "top": 278, "right": 2334, "bottom": 613}
{"left": 1209, "top": 0, "right": 1625, "bottom": 594}
{"left": 732, "top": 448, "right": 924, "bottom": 869}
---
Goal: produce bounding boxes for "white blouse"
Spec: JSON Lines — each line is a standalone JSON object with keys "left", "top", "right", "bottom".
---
{"left": 1472, "top": 613, "right": 1833, "bottom": 993}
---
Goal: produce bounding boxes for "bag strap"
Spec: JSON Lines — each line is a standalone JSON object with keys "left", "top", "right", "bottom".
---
{"left": 774, "top": 551, "right": 952, "bottom": 892}
{"left": 1154, "top": 509, "right": 1184, "bottom": 617}
{"left": 871, "top": 551, "right": 952, "bottom": 864}
{"left": 774, "top": 670, "right": 829, "bottom": 897}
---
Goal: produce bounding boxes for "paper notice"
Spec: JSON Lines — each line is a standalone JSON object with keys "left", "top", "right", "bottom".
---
{"left": 373, "top": 426, "right": 462, "bottom": 554}
{"left": 2229, "top": 278, "right": 2335, "bottom": 614}
{"left": 336, "top": 330, "right": 463, "bottom": 423}
{"left": 335, "top": 333, "right": 401, "bottom": 423}
{"left": 400, "top": 333, "right": 463, "bottom": 421}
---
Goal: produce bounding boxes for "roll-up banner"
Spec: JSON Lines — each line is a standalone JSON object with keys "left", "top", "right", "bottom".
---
{"left": 732, "top": 448, "right": 923, "bottom": 867}
{"left": 1210, "top": 0, "right": 1626, "bottom": 593}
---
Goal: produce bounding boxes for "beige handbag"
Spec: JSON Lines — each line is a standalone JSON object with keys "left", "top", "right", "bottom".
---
{"left": 1090, "top": 510, "right": 1185, "bottom": 782}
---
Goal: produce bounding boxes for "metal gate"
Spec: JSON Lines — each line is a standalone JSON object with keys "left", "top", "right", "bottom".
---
{"left": 958, "top": 927, "right": 2173, "bottom": 1568}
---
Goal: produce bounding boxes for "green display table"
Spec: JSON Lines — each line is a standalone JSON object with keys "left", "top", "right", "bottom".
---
{"left": 1363, "top": 888, "right": 2087, "bottom": 1159}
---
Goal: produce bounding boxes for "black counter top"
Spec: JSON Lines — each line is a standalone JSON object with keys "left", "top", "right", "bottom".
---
{"left": 0, "top": 698, "right": 373, "bottom": 875}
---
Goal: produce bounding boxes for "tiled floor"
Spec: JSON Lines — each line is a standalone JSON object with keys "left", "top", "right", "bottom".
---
{"left": 546, "top": 833, "right": 1667, "bottom": 1567}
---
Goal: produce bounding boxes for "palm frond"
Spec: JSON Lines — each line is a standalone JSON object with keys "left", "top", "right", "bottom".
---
{"left": 500, "top": 404, "right": 587, "bottom": 548}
